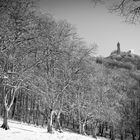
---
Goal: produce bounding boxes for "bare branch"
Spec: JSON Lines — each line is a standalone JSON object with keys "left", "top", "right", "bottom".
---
{"left": 109, "top": 0, "right": 140, "bottom": 23}
{"left": 7, "top": 88, "right": 15, "bottom": 111}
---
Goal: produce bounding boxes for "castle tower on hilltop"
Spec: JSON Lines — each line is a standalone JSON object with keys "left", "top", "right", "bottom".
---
{"left": 117, "top": 42, "right": 120, "bottom": 54}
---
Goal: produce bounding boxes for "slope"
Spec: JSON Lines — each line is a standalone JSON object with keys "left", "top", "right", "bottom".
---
{"left": 0, "top": 119, "right": 107, "bottom": 140}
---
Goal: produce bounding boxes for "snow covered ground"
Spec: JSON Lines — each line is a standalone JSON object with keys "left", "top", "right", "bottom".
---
{"left": 0, "top": 119, "right": 109, "bottom": 140}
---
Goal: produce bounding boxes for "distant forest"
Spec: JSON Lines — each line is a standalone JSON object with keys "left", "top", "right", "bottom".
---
{"left": 0, "top": 1, "right": 139, "bottom": 140}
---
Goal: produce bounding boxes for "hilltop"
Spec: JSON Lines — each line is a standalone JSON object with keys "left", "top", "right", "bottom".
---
{"left": 96, "top": 43, "right": 140, "bottom": 72}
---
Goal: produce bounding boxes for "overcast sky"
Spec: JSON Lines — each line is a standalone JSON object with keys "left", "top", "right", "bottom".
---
{"left": 40, "top": 0, "right": 140, "bottom": 57}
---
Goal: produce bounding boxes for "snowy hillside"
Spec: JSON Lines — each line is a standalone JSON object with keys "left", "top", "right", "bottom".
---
{"left": 0, "top": 119, "right": 108, "bottom": 140}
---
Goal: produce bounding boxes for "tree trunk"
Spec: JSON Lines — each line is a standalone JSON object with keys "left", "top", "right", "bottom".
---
{"left": 98, "top": 123, "right": 104, "bottom": 136}
{"left": 67, "top": 116, "right": 69, "bottom": 127}
{"left": 132, "top": 134, "right": 135, "bottom": 140}
{"left": 98, "top": 123, "right": 102, "bottom": 136}
{"left": 11, "top": 97, "right": 16, "bottom": 119}
{"left": 105, "top": 122, "right": 108, "bottom": 131}
{"left": 47, "top": 110, "right": 53, "bottom": 133}
{"left": 79, "top": 121, "right": 82, "bottom": 134}
{"left": 120, "top": 133, "right": 124, "bottom": 140}
{"left": 101, "top": 123, "right": 104, "bottom": 136}
{"left": 1, "top": 106, "right": 9, "bottom": 130}
{"left": 55, "top": 111, "right": 63, "bottom": 133}
{"left": 82, "top": 122, "right": 87, "bottom": 135}
{"left": 110, "top": 126, "right": 115, "bottom": 140}
{"left": 25, "top": 95, "right": 29, "bottom": 123}
{"left": 138, "top": 136, "right": 140, "bottom": 140}
{"left": 124, "top": 130, "right": 127, "bottom": 139}
{"left": 47, "top": 118, "right": 53, "bottom": 133}
{"left": 91, "top": 124, "right": 97, "bottom": 138}
{"left": 131, "top": 130, "right": 136, "bottom": 140}
{"left": 1, "top": 88, "right": 15, "bottom": 130}
{"left": 78, "top": 109, "right": 82, "bottom": 134}
{"left": 73, "top": 119, "right": 75, "bottom": 129}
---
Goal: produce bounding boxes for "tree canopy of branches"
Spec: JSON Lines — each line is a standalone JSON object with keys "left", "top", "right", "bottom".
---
{"left": 91, "top": 0, "right": 140, "bottom": 23}
{"left": 110, "top": 0, "right": 140, "bottom": 23}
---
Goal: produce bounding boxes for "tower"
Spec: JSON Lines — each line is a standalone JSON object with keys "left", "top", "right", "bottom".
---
{"left": 117, "top": 42, "right": 120, "bottom": 54}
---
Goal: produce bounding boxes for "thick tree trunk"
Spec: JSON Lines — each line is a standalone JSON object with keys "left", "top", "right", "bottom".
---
{"left": 1, "top": 106, "right": 9, "bottom": 130}
{"left": 47, "top": 110, "right": 63, "bottom": 133}
{"left": 79, "top": 121, "right": 86, "bottom": 135}
{"left": 47, "top": 118, "right": 53, "bottom": 133}
{"left": 1, "top": 87, "right": 17, "bottom": 130}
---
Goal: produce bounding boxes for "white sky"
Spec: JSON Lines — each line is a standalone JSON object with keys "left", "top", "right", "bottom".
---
{"left": 40, "top": 0, "right": 140, "bottom": 56}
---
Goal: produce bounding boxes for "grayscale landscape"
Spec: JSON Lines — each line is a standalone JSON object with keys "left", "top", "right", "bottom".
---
{"left": 0, "top": 0, "right": 139, "bottom": 140}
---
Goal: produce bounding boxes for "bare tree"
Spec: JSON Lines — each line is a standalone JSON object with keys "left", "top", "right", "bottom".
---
{"left": 0, "top": 0, "right": 42, "bottom": 130}
{"left": 91, "top": 0, "right": 140, "bottom": 23}
{"left": 110, "top": 0, "right": 140, "bottom": 23}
